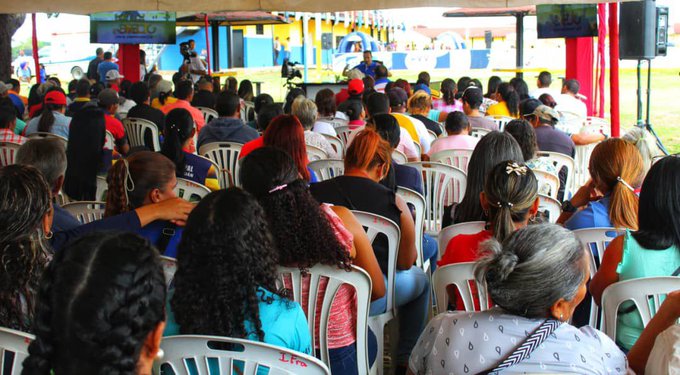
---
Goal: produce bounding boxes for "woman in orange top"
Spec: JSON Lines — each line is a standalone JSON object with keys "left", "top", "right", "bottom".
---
{"left": 439, "top": 160, "right": 539, "bottom": 309}
{"left": 485, "top": 82, "right": 520, "bottom": 118}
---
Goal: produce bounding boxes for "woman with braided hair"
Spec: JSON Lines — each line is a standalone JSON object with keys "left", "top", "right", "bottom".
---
{"left": 439, "top": 160, "right": 540, "bottom": 310}
{"left": 167, "top": 188, "right": 311, "bottom": 354}
{"left": 105, "top": 151, "right": 189, "bottom": 258}
{"left": 22, "top": 232, "right": 166, "bottom": 375}
{"left": 241, "top": 147, "right": 385, "bottom": 374}
{"left": 160, "top": 108, "right": 219, "bottom": 190}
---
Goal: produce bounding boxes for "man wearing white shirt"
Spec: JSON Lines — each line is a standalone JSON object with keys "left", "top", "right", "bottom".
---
{"left": 530, "top": 71, "right": 559, "bottom": 99}
{"left": 555, "top": 79, "right": 587, "bottom": 119}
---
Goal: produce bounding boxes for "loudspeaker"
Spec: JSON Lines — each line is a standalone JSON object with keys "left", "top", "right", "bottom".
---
{"left": 321, "top": 33, "right": 333, "bottom": 50}
{"left": 484, "top": 31, "right": 492, "bottom": 49}
{"left": 620, "top": 0, "right": 668, "bottom": 60}
{"left": 656, "top": 7, "right": 669, "bottom": 56}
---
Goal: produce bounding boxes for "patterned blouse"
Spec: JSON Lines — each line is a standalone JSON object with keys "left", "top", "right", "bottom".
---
{"left": 409, "top": 308, "right": 627, "bottom": 374}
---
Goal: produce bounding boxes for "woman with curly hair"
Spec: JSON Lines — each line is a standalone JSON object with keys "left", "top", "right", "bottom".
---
{"left": 241, "top": 147, "right": 385, "bottom": 374}
{"left": 22, "top": 232, "right": 166, "bottom": 375}
{"left": 168, "top": 188, "right": 311, "bottom": 354}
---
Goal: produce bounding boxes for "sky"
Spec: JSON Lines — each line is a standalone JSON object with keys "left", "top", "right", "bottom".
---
{"left": 13, "top": 3, "right": 680, "bottom": 45}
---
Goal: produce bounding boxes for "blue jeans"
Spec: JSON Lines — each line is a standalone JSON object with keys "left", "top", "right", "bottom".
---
{"left": 369, "top": 266, "right": 430, "bottom": 366}
{"left": 326, "top": 329, "right": 378, "bottom": 375}
{"left": 423, "top": 234, "right": 438, "bottom": 272}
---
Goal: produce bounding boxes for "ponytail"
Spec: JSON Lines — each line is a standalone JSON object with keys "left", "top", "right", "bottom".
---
{"left": 161, "top": 108, "right": 194, "bottom": 176}
{"left": 609, "top": 178, "right": 639, "bottom": 230}
{"left": 441, "top": 78, "right": 456, "bottom": 106}
{"left": 105, "top": 159, "right": 132, "bottom": 217}
{"left": 158, "top": 90, "right": 170, "bottom": 106}
{"left": 497, "top": 83, "right": 520, "bottom": 117}
{"left": 37, "top": 104, "right": 60, "bottom": 133}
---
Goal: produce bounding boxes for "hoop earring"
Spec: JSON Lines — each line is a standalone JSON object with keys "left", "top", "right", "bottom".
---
{"left": 44, "top": 231, "right": 53, "bottom": 240}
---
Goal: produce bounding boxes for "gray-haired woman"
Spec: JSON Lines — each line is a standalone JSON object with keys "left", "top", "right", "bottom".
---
{"left": 408, "top": 224, "right": 628, "bottom": 374}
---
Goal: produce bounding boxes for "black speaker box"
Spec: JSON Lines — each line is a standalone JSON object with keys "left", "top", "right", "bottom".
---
{"left": 620, "top": 0, "right": 657, "bottom": 60}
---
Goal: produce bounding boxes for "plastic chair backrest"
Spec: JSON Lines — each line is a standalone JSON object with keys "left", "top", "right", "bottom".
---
{"left": 123, "top": 117, "right": 161, "bottom": 151}
{"left": 159, "top": 255, "right": 177, "bottom": 290}
{"left": 537, "top": 194, "right": 561, "bottom": 224}
{"left": 308, "top": 159, "right": 344, "bottom": 182}
{"left": 535, "top": 151, "right": 576, "bottom": 197}
{"left": 430, "top": 149, "right": 473, "bottom": 173}
{"left": 396, "top": 187, "right": 427, "bottom": 271}
{"left": 601, "top": 277, "right": 680, "bottom": 342}
{"left": 104, "top": 130, "right": 115, "bottom": 150}
{"left": 413, "top": 141, "right": 422, "bottom": 157}
{"left": 470, "top": 127, "right": 492, "bottom": 138}
{"left": 437, "top": 221, "right": 486, "bottom": 260}
{"left": 175, "top": 178, "right": 211, "bottom": 202}
{"left": 0, "top": 327, "right": 34, "bottom": 375}
{"left": 573, "top": 227, "right": 622, "bottom": 329}
{"left": 427, "top": 129, "right": 437, "bottom": 141}
{"left": 532, "top": 169, "right": 560, "bottom": 200}
{"left": 335, "top": 125, "right": 352, "bottom": 146}
{"left": 62, "top": 201, "right": 106, "bottom": 224}
{"left": 405, "top": 162, "right": 467, "bottom": 235}
{"left": 197, "top": 106, "right": 219, "bottom": 124}
{"left": 557, "top": 110, "right": 585, "bottom": 134}
{"left": 96, "top": 176, "right": 109, "bottom": 202}
{"left": 433, "top": 262, "right": 489, "bottom": 314}
{"left": 199, "top": 142, "right": 243, "bottom": 188}
{"left": 306, "top": 144, "right": 328, "bottom": 162}
{"left": 585, "top": 116, "right": 611, "bottom": 136}
{"left": 276, "top": 265, "right": 372, "bottom": 373}
{"left": 391, "top": 149, "right": 407, "bottom": 164}
{"left": 485, "top": 115, "right": 513, "bottom": 131}
{"left": 156, "top": 335, "right": 330, "bottom": 375}
{"left": 322, "top": 134, "right": 344, "bottom": 156}
{"left": 0, "top": 142, "right": 21, "bottom": 167}
{"left": 26, "top": 132, "right": 68, "bottom": 148}
{"left": 574, "top": 143, "right": 597, "bottom": 187}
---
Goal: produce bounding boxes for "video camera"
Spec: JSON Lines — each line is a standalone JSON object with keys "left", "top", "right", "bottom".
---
{"left": 281, "top": 59, "right": 302, "bottom": 80}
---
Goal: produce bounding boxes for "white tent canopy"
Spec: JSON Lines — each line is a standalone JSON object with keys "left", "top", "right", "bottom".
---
{"left": 4, "top": 1, "right": 630, "bottom": 15}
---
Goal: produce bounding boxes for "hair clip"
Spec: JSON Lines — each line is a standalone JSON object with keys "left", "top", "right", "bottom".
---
{"left": 616, "top": 176, "right": 635, "bottom": 192}
{"left": 268, "top": 184, "right": 288, "bottom": 194}
{"left": 506, "top": 162, "right": 528, "bottom": 176}
{"left": 497, "top": 201, "right": 514, "bottom": 208}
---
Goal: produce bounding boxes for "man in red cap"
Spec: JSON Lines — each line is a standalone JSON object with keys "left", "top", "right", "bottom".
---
{"left": 24, "top": 90, "right": 71, "bottom": 138}
{"left": 336, "top": 78, "right": 364, "bottom": 112}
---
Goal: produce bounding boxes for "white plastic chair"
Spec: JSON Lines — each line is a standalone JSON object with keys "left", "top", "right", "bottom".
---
{"left": 159, "top": 255, "right": 177, "bottom": 290}
{"left": 104, "top": 130, "right": 115, "bottom": 150}
{"left": 156, "top": 335, "right": 330, "bottom": 375}
{"left": 396, "top": 187, "right": 427, "bottom": 272}
{"left": 573, "top": 227, "right": 623, "bottom": 329}
{"left": 391, "top": 149, "right": 408, "bottom": 164}
{"left": 26, "top": 132, "right": 68, "bottom": 148}
{"left": 308, "top": 159, "right": 344, "bottom": 182}
{"left": 432, "top": 262, "right": 489, "bottom": 314}
{"left": 0, "top": 327, "right": 34, "bottom": 375}
{"left": 485, "top": 115, "right": 513, "bottom": 131}
{"left": 123, "top": 118, "right": 161, "bottom": 152}
{"left": 62, "top": 201, "right": 106, "bottom": 224}
{"left": 535, "top": 151, "right": 576, "bottom": 198}
{"left": 175, "top": 178, "right": 211, "bottom": 202}
{"left": 306, "top": 144, "right": 328, "bottom": 162}
{"left": 276, "top": 264, "right": 372, "bottom": 374}
{"left": 240, "top": 101, "right": 255, "bottom": 123}
{"left": 537, "top": 194, "right": 561, "bottom": 224}
{"left": 322, "top": 134, "right": 344, "bottom": 156}
{"left": 601, "top": 277, "right": 680, "bottom": 342}
{"left": 585, "top": 116, "right": 611, "bottom": 136}
{"left": 0, "top": 142, "right": 21, "bottom": 167}
{"left": 199, "top": 142, "right": 243, "bottom": 188}
{"left": 574, "top": 143, "right": 597, "bottom": 187}
{"left": 430, "top": 149, "right": 473, "bottom": 173}
{"left": 96, "top": 176, "right": 109, "bottom": 202}
{"left": 351, "top": 211, "right": 400, "bottom": 375}
{"left": 426, "top": 129, "right": 437, "bottom": 142}
{"left": 413, "top": 141, "right": 422, "bottom": 157}
{"left": 532, "top": 169, "right": 560, "bottom": 200}
{"left": 437, "top": 221, "right": 486, "bottom": 260}
{"left": 470, "top": 127, "right": 492, "bottom": 138}
{"left": 405, "top": 162, "right": 467, "bottom": 236}
{"left": 334, "top": 125, "right": 352, "bottom": 146}
{"left": 557, "top": 110, "right": 585, "bottom": 135}
{"left": 197, "top": 106, "right": 219, "bottom": 124}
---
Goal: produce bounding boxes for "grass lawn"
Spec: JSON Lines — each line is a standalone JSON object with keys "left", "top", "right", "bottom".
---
{"left": 219, "top": 66, "right": 680, "bottom": 153}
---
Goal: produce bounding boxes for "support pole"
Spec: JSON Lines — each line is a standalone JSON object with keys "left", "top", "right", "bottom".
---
{"left": 515, "top": 13, "right": 524, "bottom": 79}
{"left": 31, "top": 14, "right": 41, "bottom": 83}
{"left": 203, "top": 14, "right": 211, "bottom": 75}
{"left": 608, "top": 2, "right": 620, "bottom": 137}
{"left": 226, "top": 26, "right": 233, "bottom": 69}
{"left": 303, "top": 14, "right": 309, "bottom": 83}
{"left": 211, "top": 21, "right": 220, "bottom": 72}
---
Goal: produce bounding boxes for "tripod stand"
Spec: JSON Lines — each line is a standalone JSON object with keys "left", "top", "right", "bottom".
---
{"left": 636, "top": 59, "right": 668, "bottom": 154}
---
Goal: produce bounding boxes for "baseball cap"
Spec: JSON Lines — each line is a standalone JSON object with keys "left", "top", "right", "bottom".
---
{"left": 0, "top": 81, "right": 11, "bottom": 95}
{"left": 531, "top": 105, "right": 560, "bottom": 123}
{"left": 98, "top": 88, "right": 120, "bottom": 107}
{"left": 105, "top": 70, "right": 124, "bottom": 81}
{"left": 157, "top": 80, "right": 173, "bottom": 94}
{"left": 44, "top": 91, "right": 67, "bottom": 106}
{"left": 412, "top": 83, "right": 431, "bottom": 95}
{"left": 387, "top": 87, "right": 408, "bottom": 107}
{"left": 348, "top": 79, "right": 364, "bottom": 96}
{"left": 520, "top": 98, "right": 542, "bottom": 117}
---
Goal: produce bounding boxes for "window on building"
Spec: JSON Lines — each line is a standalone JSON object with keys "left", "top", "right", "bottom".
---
{"left": 256, "top": 25, "right": 264, "bottom": 35}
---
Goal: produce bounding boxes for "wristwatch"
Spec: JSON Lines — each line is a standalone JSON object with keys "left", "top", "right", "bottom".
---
{"left": 561, "top": 200, "right": 578, "bottom": 213}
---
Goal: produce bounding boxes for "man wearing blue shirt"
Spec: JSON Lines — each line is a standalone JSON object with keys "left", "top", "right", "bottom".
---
{"left": 344, "top": 50, "right": 379, "bottom": 78}
{"left": 97, "top": 52, "right": 119, "bottom": 84}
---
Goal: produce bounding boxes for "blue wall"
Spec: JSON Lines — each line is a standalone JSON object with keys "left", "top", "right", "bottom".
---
{"left": 244, "top": 38, "right": 274, "bottom": 68}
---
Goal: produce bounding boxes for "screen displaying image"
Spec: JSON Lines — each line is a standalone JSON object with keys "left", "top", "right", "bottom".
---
{"left": 90, "top": 11, "right": 176, "bottom": 44}
{"left": 536, "top": 5, "right": 598, "bottom": 39}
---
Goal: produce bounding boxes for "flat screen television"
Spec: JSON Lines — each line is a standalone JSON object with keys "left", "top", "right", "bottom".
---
{"left": 90, "top": 11, "right": 176, "bottom": 44}
{"left": 536, "top": 5, "right": 598, "bottom": 39}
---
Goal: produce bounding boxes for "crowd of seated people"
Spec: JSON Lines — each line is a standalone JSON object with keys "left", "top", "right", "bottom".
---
{"left": 1, "top": 68, "right": 677, "bottom": 375}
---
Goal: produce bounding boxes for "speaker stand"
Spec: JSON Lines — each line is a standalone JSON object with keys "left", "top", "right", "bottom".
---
{"left": 635, "top": 59, "right": 668, "bottom": 154}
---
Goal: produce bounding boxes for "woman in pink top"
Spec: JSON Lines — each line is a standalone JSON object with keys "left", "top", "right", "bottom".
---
{"left": 428, "top": 111, "right": 478, "bottom": 157}
{"left": 432, "top": 78, "right": 463, "bottom": 113}
{"left": 240, "top": 147, "right": 385, "bottom": 375}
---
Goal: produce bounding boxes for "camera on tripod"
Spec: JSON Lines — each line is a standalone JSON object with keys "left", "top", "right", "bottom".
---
{"left": 281, "top": 59, "right": 302, "bottom": 80}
